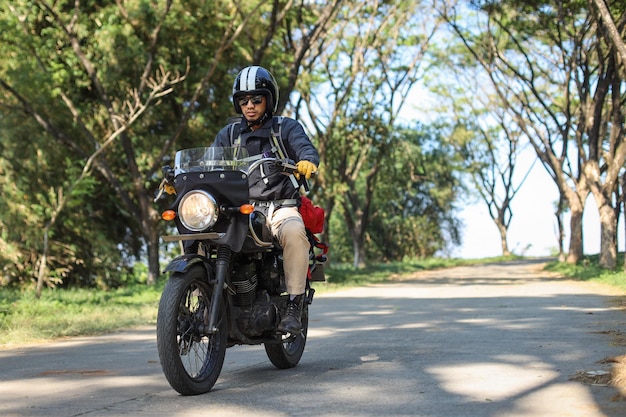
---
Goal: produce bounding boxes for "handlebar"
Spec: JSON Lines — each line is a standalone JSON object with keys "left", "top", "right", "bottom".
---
{"left": 247, "top": 157, "right": 311, "bottom": 192}
{"left": 246, "top": 157, "right": 298, "bottom": 176}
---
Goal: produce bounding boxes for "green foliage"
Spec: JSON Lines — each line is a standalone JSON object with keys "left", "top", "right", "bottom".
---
{"left": 302, "top": 1, "right": 447, "bottom": 266}
{"left": 323, "top": 257, "right": 481, "bottom": 287}
{"left": 545, "top": 253, "right": 626, "bottom": 291}
{"left": 0, "top": 0, "right": 252, "bottom": 288}
{"left": 366, "top": 124, "right": 463, "bottom": 260}
{"left": 325, "top": 119, "right": 463, "bottom": 264}
{"left": 0, "top": 0, "right": 469, "bottom": 288}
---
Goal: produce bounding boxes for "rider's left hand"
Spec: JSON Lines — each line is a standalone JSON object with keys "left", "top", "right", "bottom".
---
{"left": 165, "top": 183, "right": 176, "bottom": 195}
{"left": 296, "top": 160, "right": 317, "bottom": 179}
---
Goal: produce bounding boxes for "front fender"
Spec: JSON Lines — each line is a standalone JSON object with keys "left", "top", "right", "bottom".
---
{"left": 163, "top": 254, "right": 211, "bottom": 274}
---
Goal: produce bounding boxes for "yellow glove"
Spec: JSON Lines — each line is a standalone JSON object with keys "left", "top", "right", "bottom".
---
{"left": 296, "top": 160, "right": 318, "bottom": 179}
{"left": 164, "top": 183, "right": 176, "bottom": 195}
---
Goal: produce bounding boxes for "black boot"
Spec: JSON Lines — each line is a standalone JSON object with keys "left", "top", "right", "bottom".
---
{"left": 278, "top": 295, "right": 303, "bottom": 335}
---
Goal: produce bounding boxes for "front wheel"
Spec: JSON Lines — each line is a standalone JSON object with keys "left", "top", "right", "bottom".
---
{"left": 264, "top": 302, "right": 308, "bottom": 369}
{"left": 156, "top": 265, "right": 227, "bottom": 395}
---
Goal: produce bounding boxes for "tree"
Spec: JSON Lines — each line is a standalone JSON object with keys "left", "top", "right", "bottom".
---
{"left": 457, "top": 114, "right": 535, "bottom": 257}
{"left": 299, "top": 0, "right": 444, "bottom": 267}
{"left": 0, "top": 1, "right": 210, "bottom": 286}
{"left": 433, "top": 67, "right": 535, "bottom": 257}
{"left": 591, "top": 0, "right": 626, "bottom": 68}
{"left": 589, "top": 0, "right": 626, "bottom": 271}
{"left": 0, "top": 0, "right": 344, "bottom": 287}
{"left": 367, "top": 124, "right": 462, "bottom": 260}
{"left": 441, "top": 1, "right": 626, "bottom": 267}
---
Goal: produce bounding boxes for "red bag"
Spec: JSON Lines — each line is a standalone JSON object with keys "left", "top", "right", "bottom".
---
{"left": 299, "top": 196, "right": 325, "bottom": 234}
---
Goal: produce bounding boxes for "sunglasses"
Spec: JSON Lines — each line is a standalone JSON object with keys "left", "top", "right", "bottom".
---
{"left": 238, "top": 95, "right": 264, "bottom": 107}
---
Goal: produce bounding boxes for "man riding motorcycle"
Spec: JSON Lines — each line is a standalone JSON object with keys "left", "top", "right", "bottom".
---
{"left": 211, "top": 66, "right": 319, "bottom": 334}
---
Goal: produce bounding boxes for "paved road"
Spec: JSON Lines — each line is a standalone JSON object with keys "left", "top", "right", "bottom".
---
{"left": 1, "top": 259, "right": 625, "bottom": 417}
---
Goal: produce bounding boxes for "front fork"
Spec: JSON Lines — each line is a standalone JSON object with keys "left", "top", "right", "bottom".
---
{"left": 206, "top": 246, "right": 231, "bottom": 334}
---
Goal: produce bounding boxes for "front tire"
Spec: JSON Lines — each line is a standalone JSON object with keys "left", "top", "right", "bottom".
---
{"left": 156, "top": 265, "right": 227, "bottom": 395}
{"left": 264, "top": 302, "right": 308, "bottom": 369}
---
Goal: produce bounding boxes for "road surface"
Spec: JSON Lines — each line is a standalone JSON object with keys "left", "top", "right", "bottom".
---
{"left": 1, "top": 259, "right": 625, "bottom": 416}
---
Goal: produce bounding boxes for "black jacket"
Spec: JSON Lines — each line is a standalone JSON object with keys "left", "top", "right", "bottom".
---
{"left": 213, "top": 116, "right": 320, "bottom": 201}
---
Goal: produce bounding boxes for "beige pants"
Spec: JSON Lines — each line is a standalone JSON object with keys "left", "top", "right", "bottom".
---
{"left": 269, "top": 206, "right": 309, "bottom": 295}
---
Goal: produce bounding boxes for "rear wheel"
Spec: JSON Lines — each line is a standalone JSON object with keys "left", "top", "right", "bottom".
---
{"left": 156, "top": 265, "right": 227, "bottom": 395}
{"left": 264, "top": 302, "right": 308, "bottom": 368}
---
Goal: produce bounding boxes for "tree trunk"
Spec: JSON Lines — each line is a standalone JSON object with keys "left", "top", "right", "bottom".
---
{"left": 35, "top": 226, "right": 50, "bottom": 299}
{"left": 352, "top": 241, "right": 366, "bottom": 269}
{"left": 622, "top": 172, "right": 626, "bottom": 273}
{"left": 586, "top": 162, "right": 620, "bottom": 269}
{"left": 555, "top": 194, "right": 566, "bottom": 262}
{"left": 342, "top": 192, "right": 368, "bottom": 269}
{"left": 496, "top": 221, "right": 511, "bottom": 256}
{"left": 598, "top": 204, "right": 617, "bottom": 269}
{"left": 344, "top": 208, "right": 366, "bottom": 269}
{"left": 145, "top": 216, "right": 162, "bottom": 285}
{"left": 321, "top": 197, "right": 335, "bottom": 267}
{"left": 146, "top": 227, "right": 161, "bottom": 285}
{"left": 563, "top": 184, "right": 587, "bottom": 264}
{"left": 138, "top": 191, "right": 163, "bottom": 285}
{"left": 567, "top": 203, "right": 584, "bottom": 264}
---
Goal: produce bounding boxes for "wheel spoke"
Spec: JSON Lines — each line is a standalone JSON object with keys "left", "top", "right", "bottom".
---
{"left": 157, "top": 267, "right": 227, "bottom": 395}
{"left": 176, "top": 283, "right": 210, "bottom": 377}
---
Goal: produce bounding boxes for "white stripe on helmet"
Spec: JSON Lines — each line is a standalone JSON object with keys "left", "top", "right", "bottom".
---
{"left": 239, "top": 66, "right": 259, "bottom": 91}
{"left": 238, "top": 67, "right": 249, "bottom": 91}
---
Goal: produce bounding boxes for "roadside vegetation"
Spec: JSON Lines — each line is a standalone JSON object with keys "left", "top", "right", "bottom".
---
{"left": 0, "top": 284, "right": 163, "bottom": 347}
{"left": 2, "top": 255, "right": 623, "bottom": 348}
{"left": 545, "top": 253, "right": 626, "bottom": 292}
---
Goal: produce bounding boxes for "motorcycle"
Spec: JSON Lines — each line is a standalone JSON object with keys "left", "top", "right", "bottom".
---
{"left": 155, "top": 146, "right": 327, "bottom": 396}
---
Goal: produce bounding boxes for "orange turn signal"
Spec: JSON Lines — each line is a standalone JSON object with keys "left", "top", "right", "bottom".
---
{"left": 239, "top": 204, "right": 254, "bottom": 215}
{"left": 161, "top": 210, "right": 176, "bottom": 221}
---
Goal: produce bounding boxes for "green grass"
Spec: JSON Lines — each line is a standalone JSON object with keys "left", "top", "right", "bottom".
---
{"left": 0, "top": 284, "right": 163, "bottom": 347}
{"left": 545, "top": 253, "right": 626, "bottom": 291}
{"left": 1, "top": 254, "right": 623, "bottom": 347}
{"left": 317, "top": 256, "right": 508, "bottom": 289}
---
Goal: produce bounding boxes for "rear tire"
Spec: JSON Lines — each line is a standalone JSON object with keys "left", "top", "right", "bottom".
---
{"left": 264, "top": 302, "right": 308, "bottom": 368}
{"left": 156, "top": 265, "right": 227, "bottom": 395}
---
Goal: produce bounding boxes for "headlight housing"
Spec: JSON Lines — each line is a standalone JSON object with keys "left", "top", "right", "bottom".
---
{"left": 178, "top": 191, "right": 219, "bottom": 231}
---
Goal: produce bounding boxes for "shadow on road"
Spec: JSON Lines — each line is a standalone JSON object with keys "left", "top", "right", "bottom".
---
{"left": 0, "top": 262, "right": 625, "bottom": 417}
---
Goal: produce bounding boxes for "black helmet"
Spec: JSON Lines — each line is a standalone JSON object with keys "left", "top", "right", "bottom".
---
{"left": 232, "top": 66, "right": 279, "bottom": 116}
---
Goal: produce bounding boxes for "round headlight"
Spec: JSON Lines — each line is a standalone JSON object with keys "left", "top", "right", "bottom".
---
{"left": 178, "top": 191, "right": 219, "bottom": 231}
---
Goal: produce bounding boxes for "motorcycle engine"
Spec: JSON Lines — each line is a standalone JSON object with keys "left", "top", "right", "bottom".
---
{"left": 231, "top": 260, "right": 279, "bottom": 336}
{"left": 230, "top": 261, "right": 258, "bottom": 306}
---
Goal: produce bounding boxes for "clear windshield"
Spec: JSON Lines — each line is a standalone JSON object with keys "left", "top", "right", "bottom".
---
{"left": 173, "top": 147, "right": 250, "bottom": 176}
